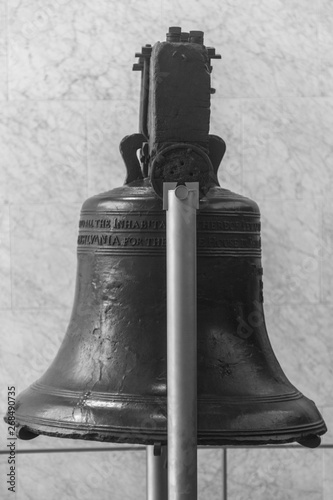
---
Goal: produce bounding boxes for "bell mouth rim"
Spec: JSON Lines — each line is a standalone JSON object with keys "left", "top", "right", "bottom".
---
{"left": 13, "top": 416, "right": 327, "bottom": 448}
{"left": 15, "top": 413, "right": 327, "bottom": 434}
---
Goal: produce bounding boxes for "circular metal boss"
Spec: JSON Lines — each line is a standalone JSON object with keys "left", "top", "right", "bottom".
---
{"left": 150, "top": 143, "right": 215, "bottom": 199}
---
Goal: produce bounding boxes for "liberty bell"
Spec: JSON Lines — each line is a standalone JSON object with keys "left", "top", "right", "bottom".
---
{"left": 11, "top": 27, "right": 326, "bottom": 447}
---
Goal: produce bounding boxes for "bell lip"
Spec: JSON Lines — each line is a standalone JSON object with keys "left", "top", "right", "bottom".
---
{"left": 14, "top": 418, "right": 327, "bottom": 447}
{"left": 14, "top": 413, "right": 327, "bottom": 447}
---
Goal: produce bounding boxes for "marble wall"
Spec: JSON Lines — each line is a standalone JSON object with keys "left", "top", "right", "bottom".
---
{"left": 0, "top": 0, "right": 332, "bottom": 498}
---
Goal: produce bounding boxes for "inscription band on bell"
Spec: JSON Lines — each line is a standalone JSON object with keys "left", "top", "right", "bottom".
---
{"left": 77, "top": 210, "right": 261, "bottom": 256}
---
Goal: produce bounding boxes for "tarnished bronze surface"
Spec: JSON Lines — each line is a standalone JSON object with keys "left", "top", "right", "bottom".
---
{"left": 11, "top": 27, "right": 326, "bottom": 447}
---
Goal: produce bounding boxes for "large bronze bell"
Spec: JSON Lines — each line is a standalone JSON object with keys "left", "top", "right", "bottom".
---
{"left": 12, "top": 27, "right": 326, "bottom": 447}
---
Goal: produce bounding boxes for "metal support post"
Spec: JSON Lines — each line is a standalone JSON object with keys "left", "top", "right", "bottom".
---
{"left": 147, "top": 445, "right": 168, "bottom": 500}
{"left": 164, "top": 182, "right": 199, "bottom": 500}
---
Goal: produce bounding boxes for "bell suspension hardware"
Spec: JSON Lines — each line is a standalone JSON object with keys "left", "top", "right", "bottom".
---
{"left": 6, "top": 25, "right": 327, "bottom": 499}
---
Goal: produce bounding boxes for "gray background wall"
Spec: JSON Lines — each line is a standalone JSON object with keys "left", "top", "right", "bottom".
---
{"left": 0, "top": 0, "right": 332, "bottom": 498}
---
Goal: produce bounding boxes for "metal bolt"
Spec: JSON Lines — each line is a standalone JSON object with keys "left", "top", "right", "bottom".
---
{"left": 167, "top": 26, "right": 182, "bottom": 42}
{"left": 168, "top": 26, "right": 182, "bottom": 34}
{"left": 175, "top": 185, "right": 189, "bottom": 200}
{"left": 189, "top": 30, "right": 204, "bottom": 45}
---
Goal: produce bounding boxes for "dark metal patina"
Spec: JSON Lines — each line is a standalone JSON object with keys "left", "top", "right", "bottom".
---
{"left": 10, "top": 27, "right": 326, "bottom": 447}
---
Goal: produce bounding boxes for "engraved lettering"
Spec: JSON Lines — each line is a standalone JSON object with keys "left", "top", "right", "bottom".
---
{"left": 79, "top": 219, "right": 95, "bottom": 228}
{"left": 124, "top": 237, "right": 144, "bottom": 246}
{"left": 112, "top": 236, "right": 121, "bottom": 246}
{"left": 80, "top": 217, "right": 260, "bottom": 233}
{"left": 195, "top": 235, "right": 261, "bottom": 249}
{"left": 113, "top": 218, "right": 124, "bottom": 229}
{"left": 144, "top": 237, "right": 166, "bottom": 247}
{"left": 100, "top": 220, "right": 111, "bottom": 229}
{"left": 78, "top": 232, "right": 260, "bottom": 250}
{"left": 197, "top": 219, "right": 261, "bottom": 232}
{"left": 77, "top": 214, "right": 261, "bottom": 252}
{"left": 113, "top": 218, "right": 166, "bottom": 231}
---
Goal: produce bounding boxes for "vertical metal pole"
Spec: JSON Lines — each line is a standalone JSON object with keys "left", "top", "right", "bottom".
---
{"left": 147, "top": 445, "right": 168, "bottom": 500}
{"left": 223, "top": 448, "right": 227, "bottom": 500}
{"left": 165, "top": 183, "right": 199, "bottom": 500}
